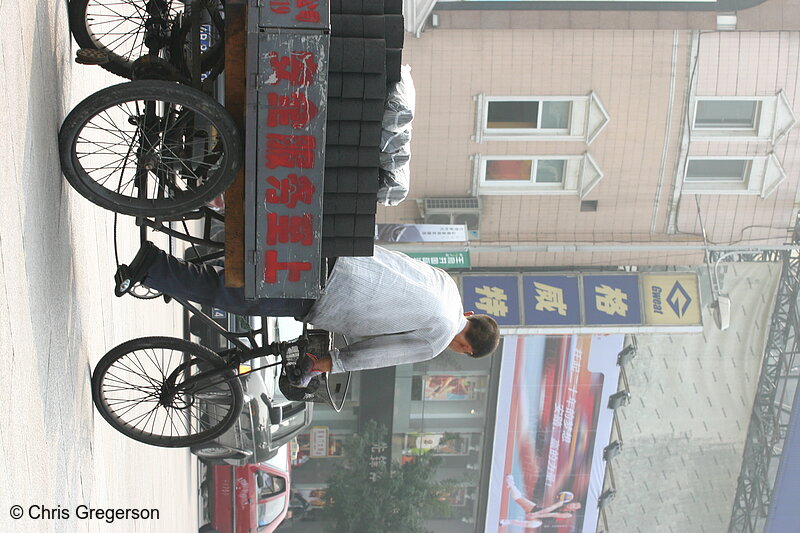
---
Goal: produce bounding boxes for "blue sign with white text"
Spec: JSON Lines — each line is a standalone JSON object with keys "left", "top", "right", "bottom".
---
{"left": 522, "top": 275, "right": 581, "bottom": 326}
{"left": 462, "top": 276, "right": 520, "bottom": 326}
{"left": 582, "top": 275, "right": 641, "bottom": 325}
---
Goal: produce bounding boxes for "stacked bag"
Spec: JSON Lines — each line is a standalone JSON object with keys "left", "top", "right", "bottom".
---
{"left": 322, "top": 0, "right": 405, "bottom": 258}
{"left": 377, "top": 64, "right": 414, "bottom": 206}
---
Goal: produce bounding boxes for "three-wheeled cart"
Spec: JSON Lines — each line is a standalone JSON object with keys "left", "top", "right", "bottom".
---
{"left": 59, "top": 0, "right": 405, "bottom": 447}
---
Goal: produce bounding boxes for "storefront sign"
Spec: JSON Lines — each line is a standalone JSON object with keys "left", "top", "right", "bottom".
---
{"left": 642, "top": 273, "right": 701, "bottom": 326}
{"left": 310, "top": 426, "right": 329, "bottom": 458}
{"left": 462, "top": 276, "right": 521, "bottom": 326}
{"left": 462, "top": 272, "right": 698, "bottom": 329}
{"left": 405, "top": 251, "right": 471, "bottom": 269}
{"left": 582, "top": 275, "right": 642, "bottom": 325}
{"left": 522, "top": 275, "right": 581, "bottom": 326}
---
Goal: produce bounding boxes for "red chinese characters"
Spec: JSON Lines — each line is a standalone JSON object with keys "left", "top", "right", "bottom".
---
{"left": 266, "top": 213, "right": 314, "bottom": 246}
{"left": 267, "top": 92, "right": 318, "bottom": 129}
{"left": 269, "top": 0, "right": 321, "bottom": 23}
{"left": 265, "top": 133, "right": 316, "bottom": 169}
{"left": 296, "top": 0, "right": 320, "bottom": 22}
{"left": 265, "top": 174, "right": 316, "bottom": 208}
{"left": 269, "top": 0, "right": 291, "bottom": 13}
{"left": 267, "top": 51, "right": 318, "bottom": 87}
{"left": 263, "top": 250, "right": 312, "bottom": 283}
{"left": 262, "top": 43, "right": 322, "bottom": 289}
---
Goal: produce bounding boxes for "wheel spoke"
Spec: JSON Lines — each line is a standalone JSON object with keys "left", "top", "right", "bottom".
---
{"left": 81, "top": 0, "right": 221, "bottom": 80}
{"left": 102, "top": 378, "right": 159, "bottom": 397}
{"left": 117, "top": 352, "right": 163, "bottom": 390}
{"left": 108, "top": 357, "right": 161, "bottom": 391}
{"left": 86, "top": 0, "right": 151, "bottom": 60}
{"left": 93, "top": 338, "right": 241, "bottom": 445}
{"left": 64, "top": 80, "right": 238, "bottom": 216}
{"left": 75, "top": 96, "right": 224, "bottom": 204}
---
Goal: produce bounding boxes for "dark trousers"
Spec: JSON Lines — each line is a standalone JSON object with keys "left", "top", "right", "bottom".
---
{"left": 143, "top": 251, "right": 315, "bottom": 317}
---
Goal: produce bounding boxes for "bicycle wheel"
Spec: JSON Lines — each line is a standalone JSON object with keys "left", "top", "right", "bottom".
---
{"left": 92, "top": 336, "right": 244, "bottom": 447}
{"left": 59, "top": 80, "right": 242, "bottom": 217}
{"left": 69, "top": 0, "right": 225, "bottom": 79}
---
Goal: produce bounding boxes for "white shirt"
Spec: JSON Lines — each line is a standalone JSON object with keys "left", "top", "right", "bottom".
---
{"left": 303, "top": 246, "right": 467, "bottom": 372}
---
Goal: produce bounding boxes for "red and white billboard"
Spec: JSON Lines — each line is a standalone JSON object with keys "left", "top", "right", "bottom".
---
{"left": 486, "top": 335, "right": 623, "bottom": 532}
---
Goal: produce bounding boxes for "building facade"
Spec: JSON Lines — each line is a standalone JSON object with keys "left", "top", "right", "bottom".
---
{"left": 377, "top": 26, "right": 799, "bottom": 270}
{"left": 282, "top": 3, "right": 800, "bottom": 532}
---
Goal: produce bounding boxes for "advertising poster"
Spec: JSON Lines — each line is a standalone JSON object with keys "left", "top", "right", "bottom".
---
{"left": 423, "top": 375, "right": 487, "bottom": 401}
{"left": 374, "top": 223, "right": 468, "bottom": 242}
{"left": 486, "top": 335, "right": 623, "bottom": 533}
{"left": 403, "top": 432, "right": 472, "bottom": 456}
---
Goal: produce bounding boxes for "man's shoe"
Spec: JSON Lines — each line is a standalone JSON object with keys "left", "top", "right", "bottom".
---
{"left": 75, "top": 48, "right": 110, "bottom": 65}
{"left": 114, "top": 241, "right": 160, "bottom": 297}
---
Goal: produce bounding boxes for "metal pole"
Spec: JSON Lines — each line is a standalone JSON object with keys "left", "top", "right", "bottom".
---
{"left": 381, "top": 243, "right": 800, "bottom": 254}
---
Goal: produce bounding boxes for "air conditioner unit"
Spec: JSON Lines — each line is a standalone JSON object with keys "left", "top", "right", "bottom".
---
{"left": 418, "top": 197, "right": 481, "bottom": 239}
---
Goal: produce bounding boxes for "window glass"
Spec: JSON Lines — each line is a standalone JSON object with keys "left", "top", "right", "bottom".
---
{"left": 256, "top": 471, "right": 286, "bottom": 499}
{"left": 257, "top": 497, "right": 286, "bottom": 529}
{"left": 485, "top": 160, "right": 532, "bottom": 181}
{"left": 540, "top": 101, "right": 571, "bottom": 129}
{"left": 486, "top": 101, "right": 538, "bottom": 129}
{"left": 695, "top": 101, "right": 759, "bottom": 128}
{"left": 486, "top": 101, "right": 571, "bottom": 130}
{"left": 686, "top": 159, "right": 749, "bottom": 182}
{"left": 535, "top": 160, "right": 565, "bottom": 183}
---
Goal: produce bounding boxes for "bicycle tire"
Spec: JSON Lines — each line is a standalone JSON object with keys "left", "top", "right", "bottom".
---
{"left": 92, "top": 336, "right": 244, "bottom": 447}
{"left": 69, "top": 0, "right": 224, "bottom": 80}
{"left": 170, "top": 2, "right": 225, "bottom": 82}
{"left": 59, "top": 80, "right": 242, "bottom": 217}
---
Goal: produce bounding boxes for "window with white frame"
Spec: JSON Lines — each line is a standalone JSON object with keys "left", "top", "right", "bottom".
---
{"left": 694, "top": 100, "right": 761, "bottom": 130}
{"left": 485, "top": 101, "right": 571, "bottom": 132}
{"left": 483, "top": 157, "right": 566, "bottom": 185}
{"left": 477, "top": 154, "right": 604, "bottom": 198}
{"left": 690, "top": 94, "right": 797, "bottom": 142}
{"left": 682, "top": 155, "right": 786, "bottom": 197}
{"left": 475, "top": 93, "right": 610, "bottom": 144}
{"left": 685, "top": 158, "right": 751, "bottom": 185}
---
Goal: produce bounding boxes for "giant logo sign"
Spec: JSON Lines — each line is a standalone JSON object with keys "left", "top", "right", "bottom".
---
{"left": 642, "top": 274, "right": 701, "bottom": 325}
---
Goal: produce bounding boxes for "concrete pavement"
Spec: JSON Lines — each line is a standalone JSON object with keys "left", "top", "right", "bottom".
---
{"left": 0, "top": 1, "right": 200, "bottom": 531}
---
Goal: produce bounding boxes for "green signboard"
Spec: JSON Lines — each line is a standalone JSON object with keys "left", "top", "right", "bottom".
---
{"left": 405, "top": 251, "right": 471, "bottom": 269}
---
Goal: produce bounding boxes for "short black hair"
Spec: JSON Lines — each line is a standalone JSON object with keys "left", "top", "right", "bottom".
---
{"left": 464, "top": 315, "right": 500, "bottom": 358}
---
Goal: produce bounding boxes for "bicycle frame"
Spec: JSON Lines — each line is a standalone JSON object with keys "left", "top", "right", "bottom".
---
{"left": 153, "top": 0, "right": 225, "bottom": 90}
{"left": 130, "top": 96, "right": 227, "bottom": 215}
{"left": 144, "top": 0, "right": 171, "bottom": 53}
{"left": 136, "top": 206, "right": 225, "bottom": 259}
{"left": 175, "top": 294, "right": 276, "bottom": 356}
{"left": 165, "top": 294, "right": 346, "bottom": 408}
